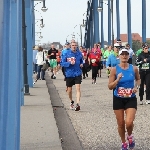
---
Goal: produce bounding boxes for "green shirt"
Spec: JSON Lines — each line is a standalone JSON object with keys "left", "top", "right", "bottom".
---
{"left": 103, "top": 50, "right": 113, "bottom": 60}
{"left": 136, "top": 49, "right": 142, "bottom": 56}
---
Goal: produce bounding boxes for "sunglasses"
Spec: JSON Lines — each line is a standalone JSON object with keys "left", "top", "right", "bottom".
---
{"left": 120, "top": 53, "right": 129, "bottom": 56}
{"left": 72, "top": 45, "right": 76, "bottom": 46}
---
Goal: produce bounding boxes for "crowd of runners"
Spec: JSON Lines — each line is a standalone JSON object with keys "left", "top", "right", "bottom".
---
{"left": 33, "top": 39, "right": 150, "bottom": 150}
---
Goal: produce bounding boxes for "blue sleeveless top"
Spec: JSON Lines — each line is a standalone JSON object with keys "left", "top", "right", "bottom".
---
{"left": 114, "top": 64, "right": 135, "bottom": 98}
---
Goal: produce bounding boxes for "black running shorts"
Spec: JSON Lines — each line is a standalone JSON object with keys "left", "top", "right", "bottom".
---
{"left": 66, "top": 75, "right": 82, "bottom": 87}
{"left": 113, "top": 96, "right": 137, "bottom": 110}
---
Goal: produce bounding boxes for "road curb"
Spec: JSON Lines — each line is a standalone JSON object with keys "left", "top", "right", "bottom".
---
{"left": 45, "top": 72, "right": 83, "bottom": 150}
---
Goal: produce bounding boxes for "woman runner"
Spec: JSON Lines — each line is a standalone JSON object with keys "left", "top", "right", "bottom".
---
{"left": 108, "top": 49, "right": 140, "bottom": 150}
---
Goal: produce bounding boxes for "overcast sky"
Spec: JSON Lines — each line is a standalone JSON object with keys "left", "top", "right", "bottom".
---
{"left": 34, "top": 0, "right": 150, "bottom": 45}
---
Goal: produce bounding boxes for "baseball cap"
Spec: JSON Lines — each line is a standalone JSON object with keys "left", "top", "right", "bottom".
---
{"left": 114, "top": 43, "right": 120, "bottom": 47}
{"left": 65, "top": 42, "right": 70, "bottom": 45}
{"left": 142, "top": 43, "right": 149, "bottom": 48}
{"left": 119, "top": 49, "right": 129, "bottom": 55}
{"left": 117, "top": 39, "right": 121, "bottom": 42}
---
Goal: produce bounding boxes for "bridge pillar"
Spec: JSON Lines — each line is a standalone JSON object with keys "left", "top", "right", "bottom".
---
{"left": 25, "top": 0, "right": 33, "bottom": 87}
{"left": 142, "top": 0, "right": 146, "bottom": 43}
{"left": 0, "top": 0, "right": 22, "bottom": 149}
{"left": 108, "top": 0, "right": 111, "bottom": 45}
{"left": 116, "top": 0, "right": 120, "bottom": 40}
{"left": 100, "top": 0, "right": 104, "bottom": 48}
{"left": 127, "top": 0, "right": 132, "bottom": 48}
{"left": 93, "top": 0, "right": 99, "bottom": 44}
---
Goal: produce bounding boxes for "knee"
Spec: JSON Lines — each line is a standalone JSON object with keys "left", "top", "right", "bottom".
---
{"left": 126, "top": 120, "right": 133, "bottom": 128}
{"left": 117, "top": 120, "right": 125, "bottom": 128}
{"left": 76, "top": 86, "right": 80, "bottom": 92}
{"left": 67, "top": 87, "right": 72, "bottom": 93}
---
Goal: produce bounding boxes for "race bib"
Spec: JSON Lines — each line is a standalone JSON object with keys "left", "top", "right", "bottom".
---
{"left": 142, "top": 63, "right": 149, "bottom": 69}
{"left": 67, "top": 57, "right": 76, "bottom": 63}
{"left": 118, "top": 87, "right": 132, "bottom": 97}
{"left": 91, "top": 59, "right": 96, "bottom": 63}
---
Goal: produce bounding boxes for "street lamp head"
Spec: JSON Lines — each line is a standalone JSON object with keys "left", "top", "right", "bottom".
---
{"left": 97, "top": 7, "right": 103, "bottom": 12}
{"left": 39, "top": 36, "right": 43, "bottom": 39}
{"left": 41, "top": 7, "right": 48, "bottom": 12}
{"left": 82, "top": 24, "right": 86, "bottom": 27}
{"left": 40, "top": 24, "right": 45, "bottom": 28}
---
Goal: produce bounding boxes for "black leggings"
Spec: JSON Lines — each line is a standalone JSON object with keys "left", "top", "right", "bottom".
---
{"left": 82, "top": 64, "right": 88, "bottom": 77}
{"left": 139, "top": 71, "right": 150, "bottom": 101}
{"left": 91, "top": 66, "right": 98, "bottom": 81}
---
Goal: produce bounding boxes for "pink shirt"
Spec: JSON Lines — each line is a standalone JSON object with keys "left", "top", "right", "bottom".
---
{"left": 92, "top": 48, "right": 101, "bottom": 55}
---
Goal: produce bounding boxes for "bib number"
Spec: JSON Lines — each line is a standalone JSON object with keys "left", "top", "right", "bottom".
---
{"left": 118, "top": 87, "right": 132, "bottom": 97}
{"left": 142, "top": 63, "right": 149, "bottom": 69}
{"left": 91, "top": 59, "right": 96, "bottom": 63}
{"left": 67, "top": 57, "right": 76, "bottom": 63}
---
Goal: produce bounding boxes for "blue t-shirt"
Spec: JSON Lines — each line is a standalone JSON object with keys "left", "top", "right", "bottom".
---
{"left": 61, "top": 49, "right": 83, "bottom": 77}
{"left": 106, "top": 53, "right": 120, "bottom": 67}
{"left": 114, "top": 64, "right": 135, "bottom": 98}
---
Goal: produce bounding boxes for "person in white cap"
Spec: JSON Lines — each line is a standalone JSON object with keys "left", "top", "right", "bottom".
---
{"left": 106, "top": 43, "right": 120, "bottom": 77}
{"left": 108, "top": 48, "right": 140, "bottom": 150}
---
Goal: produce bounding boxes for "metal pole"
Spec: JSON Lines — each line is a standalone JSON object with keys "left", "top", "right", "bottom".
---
{"left": 111, "top": 0, "right": 114, "bottom": 46}
{"left": 80, "top": 25, "right": 82, "bottom": 46}
{"left": 43, "top": 0, "right": 46, "bottom": 7}
{"left": 108, "top": 0, "right": 111, "bottom": 45}
{"left": 142, "top": 0, "right": 146, "bottom": 42}
{"left": 22, "top": 0, "right": 30, "bottom": 95}
{"left": 116, "top": 0, "right": 120, "bottom": 40}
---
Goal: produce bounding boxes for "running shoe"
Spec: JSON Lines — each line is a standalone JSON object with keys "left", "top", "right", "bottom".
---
{"left": 145, "top": 100, "right": 148, "bottom": 105}
{"left": 53, "top": 76, "right": 56, "bottom": 79}
{"left": 147, "top": 100, "right": 150, "bottom": 104}
{"left": 70, "top": 101, "right": 74, "bottom": 110}
{"left": 51, "top": 74, "right": 54, "bottom": 79}
{"left": 75, "top": 104, "right": 80, "bottom": 111}
{"left": 127, "top": 134, "right": 135, "bottom": 149}
{"left": 121, "top": 142, "right": 128, "bottom": 150}
{"left": 140, "top": 100, "right": 143, "bottom": 105}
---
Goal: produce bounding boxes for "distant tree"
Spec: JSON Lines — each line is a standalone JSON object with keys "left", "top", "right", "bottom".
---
{"left": 146, "top": 40, "right": 150, "bottom": 46}
{"left": 132, "top": 40, "right": 141, "bottom": 52}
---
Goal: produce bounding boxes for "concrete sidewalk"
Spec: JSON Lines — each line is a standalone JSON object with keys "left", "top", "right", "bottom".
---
{"left": 20, "top": 79, "right": 62, "bottom": 150}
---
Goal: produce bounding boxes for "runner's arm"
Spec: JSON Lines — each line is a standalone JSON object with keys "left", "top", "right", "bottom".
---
{"left": 60, "top": 54, "right": 71, "bottom": 67}
{"left": 134, "top": 66, "right": 141, "bottom": 88}
{"left": 108, "top": 67, "right": 119, "bottom": 90}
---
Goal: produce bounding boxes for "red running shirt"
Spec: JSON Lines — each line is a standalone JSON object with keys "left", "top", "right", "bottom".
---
{"left": 89, "top": 52, "right": 100, "bottom": 66}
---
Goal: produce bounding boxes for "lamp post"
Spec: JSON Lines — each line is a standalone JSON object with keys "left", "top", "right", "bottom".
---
{"left": 22, "top": 0, "right": 30, "bottom": 95}
{"left": 97, "top": 0, "right": 114, "bottom": 46}
{"left": 74, "top": 19, "right": 86, "bottom": 46}
{"left": 33, "top": 0, "right": 48, "bottom": 12}
{"left": 66, "top": 35, "right": 69, "bottom": 42}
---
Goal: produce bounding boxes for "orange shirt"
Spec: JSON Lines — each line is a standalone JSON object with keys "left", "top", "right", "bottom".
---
{"left": 56, "top": 51, "right": 61, "bottom": 62}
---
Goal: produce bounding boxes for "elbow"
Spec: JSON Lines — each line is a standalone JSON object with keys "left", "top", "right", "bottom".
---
{"left": 108, "top": 85, "right": 113, "bottom": 90}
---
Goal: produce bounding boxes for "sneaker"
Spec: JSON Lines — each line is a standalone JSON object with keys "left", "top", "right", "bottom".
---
{"left": 145, "top": 100, "right": 148, "bottom": 105}
{"left": 51, "top": 74, "right": 54, "bottom": 79}
{"left": 92, "top": 80, "right": 94, "bottom": 84}
{"left": 53, "top": 76, "right": 56, "bottom": 79}
{"left": 147, "top": 100, "right": 150, "bottom": 104}
{"left": 127, "top": 134, "right": 135, "bottom": 149}
{"left": 70, "top": 101, "right": 74, "bottom": 110}
{"left": 75, "top": 104, "right": 80, "bottom": 111}
{"left": 140, "top": 101, "right": 143, "bottom": 105}
{"left": 86, "top": 73, "right": 88, "bottom": 77}
{"left": 83, "top": 76, "right": 86, "bottom": 79}
{"left": 121, "top": 142, "right": 128, "bottom": 150}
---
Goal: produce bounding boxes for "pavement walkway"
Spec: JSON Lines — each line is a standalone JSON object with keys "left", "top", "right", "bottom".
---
{"left": 20, "top": 78, "right": 62, "bottom": 150}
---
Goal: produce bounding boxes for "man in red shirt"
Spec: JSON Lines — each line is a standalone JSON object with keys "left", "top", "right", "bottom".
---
{"left": 88, "top": 48, "right": 101, "bottom": 84}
